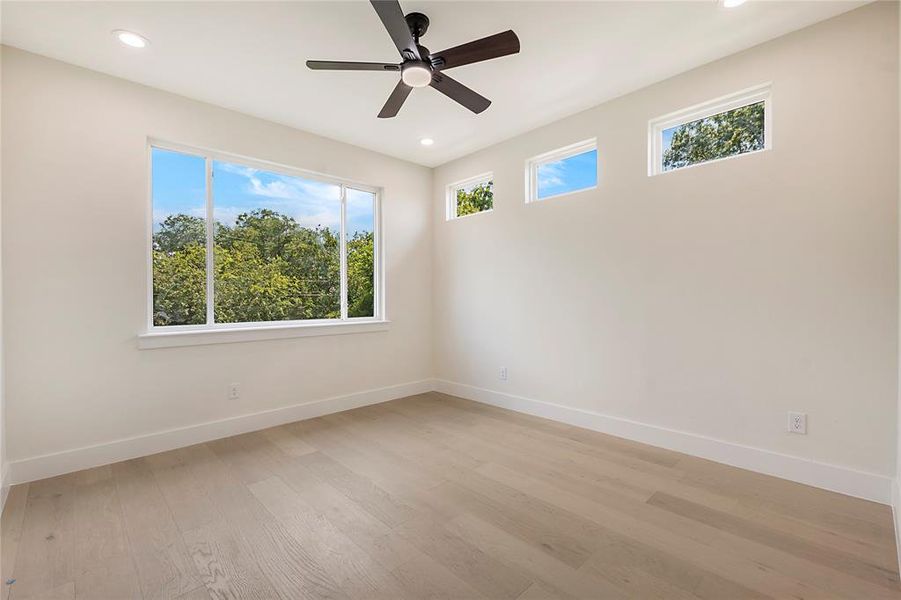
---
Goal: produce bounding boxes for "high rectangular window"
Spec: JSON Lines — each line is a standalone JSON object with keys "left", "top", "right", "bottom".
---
{"left": 527, "top": 139, "right": 598, "bottom": 202}
{"left": 649, "top": 84, "right": 772, "bottom": 175}
{"left": 447, "top": 174, "right": 494, "bottom": 220}
{"left": 150, "top": 143, "right": 380, "bottom": 330}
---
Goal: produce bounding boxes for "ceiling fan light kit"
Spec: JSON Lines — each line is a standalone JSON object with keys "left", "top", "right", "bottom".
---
{"left": 401, "top": 63, "right": 432, "bottom": 88}
{"left": 306, "top": 0, "right": 520, "bottom": 118}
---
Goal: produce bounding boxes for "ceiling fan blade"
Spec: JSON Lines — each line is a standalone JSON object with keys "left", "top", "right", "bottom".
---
{"left": 431, "top": 30, "right": 520, "bottom": 71}
{"left": 378, "top": 80, "right": 413, "bottom": 118}
{"left": 306, "top": 60, "right": 400, "bottom": 72}
{"left": 429, "top": 72, "right": 491, "bottom": 114}
{"left": 370, "top": 0, "right": 421, "bottom": 61}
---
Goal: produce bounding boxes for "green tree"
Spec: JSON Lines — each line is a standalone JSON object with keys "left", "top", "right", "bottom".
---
{"left": 152, "top": 244, "right": 206, "bottom": 325}
{"left": 153, "top": 208, "right": 372, "bottom": 326}
{"left": 213, "top": 243, "right": 304, "bottom": 323}
{"left": 347, "top": 231, "right": 375, "bottom": 317}
{"left": 153, "top": 214, "right": 206, "bottom": 252}
{"left": 456, "top": 182, "right": 493, "bottom": 217}
{"left": 663, "top": 102, "right": 764, "bottom": 171}
{"left": 216, "top": 209, "right": 296, "bottom": 261}
{"left": 214, "top": 209, "right": 340, "bottom": 322}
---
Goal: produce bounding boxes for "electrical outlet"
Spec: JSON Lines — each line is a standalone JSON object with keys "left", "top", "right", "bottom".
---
{"left": 499, "top": 367, "right": 507, "bottom": 381}
{"left": 788, "top": 412, "right": 807, "bottom": 434}
{"left": 228, "top": 383, "right": 241, "bottom": 400}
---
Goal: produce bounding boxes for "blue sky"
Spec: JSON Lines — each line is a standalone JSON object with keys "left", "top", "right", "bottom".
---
{"left": 662, "top": 127, "right": 676, "bottom": 153}
{"left": 152, "top": 148, "right": 374, "bottom": 236}
{"left": 537, "top": 149, "right": 598, "bottom": 199}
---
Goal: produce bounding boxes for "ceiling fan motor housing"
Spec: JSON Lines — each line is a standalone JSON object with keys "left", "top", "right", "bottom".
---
{"left": 405, "top": 12, "right": 430, "bottom": 40}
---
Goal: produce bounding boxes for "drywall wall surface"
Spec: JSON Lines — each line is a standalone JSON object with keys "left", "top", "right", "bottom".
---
{"left": 432, "top": 2, "right": 899, "bottom": 477}
{"left": 2, "top": 47, "right": 432, "bottom": 466}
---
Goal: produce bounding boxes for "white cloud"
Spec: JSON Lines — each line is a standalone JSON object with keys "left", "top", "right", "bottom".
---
{"left": 209, "top": 161, "right": 342, "bottom": 229}
{"left": 216, "top": 162, "right": 258, "bottom": 178}
{"left": 218, "top": 163, "right": 339, "bottom": 203}
{"left": 537, "top": 160, "right": 565, "bottom": 188}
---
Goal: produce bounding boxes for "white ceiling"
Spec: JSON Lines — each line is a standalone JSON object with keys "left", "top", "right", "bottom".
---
{"left": 2, "top": 1, "right": 865, "bottom": 167}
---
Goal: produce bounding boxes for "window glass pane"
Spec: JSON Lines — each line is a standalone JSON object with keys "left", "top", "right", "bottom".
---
{"left": 536, "top": 148, "right": 597, "bottom": 200}
{"left": 346, "top": 188, "right": 375, "bottom": 318}
{"left": 455, "top": 179, "right": 493, "bottom": 217}
{"left": 662, "top": 101, "right": 765, "bottom": 172}
{"left": 151, "top": 148, "right": 207, "bottom": 326}
{"left": 211, "top": 161, "right": 341, "bottom": 323}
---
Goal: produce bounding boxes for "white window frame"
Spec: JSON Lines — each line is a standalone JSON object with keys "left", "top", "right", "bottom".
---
{"left": 648, "top": 83, "right": 772, "bottom": 176}
{"left": 140, "top": 139, "right": 387, "bottom": 349}
{"left": 526, "top": 138, "right": 598, "bottom": 203}
{"left": 446, "top": 172, "right": 494, "bottom": 220}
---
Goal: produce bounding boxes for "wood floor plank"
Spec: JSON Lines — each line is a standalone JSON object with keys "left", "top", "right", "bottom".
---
{"left": 72, "top": 467, "right": 143, "bottom": 599}
{"left": 113, "top": 459, "right": 201, "bottom": 600}
{"left": 579, "top": 528, "right": 765, "bottom": 600}
{"left": 647, "top": 490, "right": 900, "bottom": 589}
{"left": 171, "top": 587, "right": 210, "bottom": 600}
{"left": 262, "top": 424, "right": 318, "bottom": 457}
{"left": 145, "top": 446, "right": 221, "bottom": 533}
{"left": 148, "top": 445, "right": 284, "bottom": 600}
{"left": 416, "top": 479, "right": 598, "bottom": 569}
{"left": 390, "top": 554, "right": 486, "bottom": 600}
{"left": 6, "top": 392, "right": 899, "bottom": 600}
{"left": 7, "top": 476, "right": 76, "bottom": 599}
{"left": 12, "top": 581, "right": 75, "bottom": 600}
{"left": 294, "top": 418, "right": 446, "bottom": 493}
{"left": 248, "top": 475, "right": 410, "bottom": 599}
{"left": 445, "top": 511, "right": 631, "bottom": 600}
{"left": 181, "top": 518, "right": 281, "bottom": 600}
{"left": 1, "top": 483, "right": 30, "bottom": 589}
{"left": 293, "top": 450, "right": 419, "bottom": 528}
{"left": 273, "top": 466, "right": 419, "bottom": 572}
{"left": 412, "top": 397, "right": 895, "bottom": 569}
{"left": 393, "top": 515, "right": 534, "bottom": 600}
{"left": 475, "top": 459, "right": 893, "bottom": 599}
{"left": 179, "top": 442, "right": 348, "bottom": 600}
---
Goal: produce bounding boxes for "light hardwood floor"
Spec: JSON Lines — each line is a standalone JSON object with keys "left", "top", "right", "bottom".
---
{"left": 2, "top": 392, "right": 900, "bottom": 599}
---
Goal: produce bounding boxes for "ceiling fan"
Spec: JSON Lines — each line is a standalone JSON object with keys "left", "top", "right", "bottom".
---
{"left": 306, "top": 0, "right": 520, "bottom": 118}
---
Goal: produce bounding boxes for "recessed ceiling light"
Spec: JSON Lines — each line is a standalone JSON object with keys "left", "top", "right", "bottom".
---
{"left": 420, "top": 138, "right": 435, "bottom": 146}
{"left": 723, "top": 0, "right": 747, "bottom": 7}
{"left": 113, "top": 30, "right": 149, "bottom": 48}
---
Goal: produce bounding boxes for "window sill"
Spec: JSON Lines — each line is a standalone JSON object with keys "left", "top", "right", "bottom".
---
{"left": 137, "top": 320, "right": 390, "bottom": 349}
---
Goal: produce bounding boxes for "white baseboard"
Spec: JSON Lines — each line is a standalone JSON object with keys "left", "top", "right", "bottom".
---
{"left": 8, "top": 379, "right": 433, "bottom": 486}
{"left": 435, "top": 379, "right": 893, "bottom": 505}
{"left": 8, "top": 377, "right": 894, "bottom": 508}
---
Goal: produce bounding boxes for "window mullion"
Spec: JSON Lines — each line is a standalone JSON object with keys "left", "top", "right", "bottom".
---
{"left": 339, "top": 185, "right": 348, "bottom": 321}
{"left": 205, "top": 157, "right": 215, "bottom": 325}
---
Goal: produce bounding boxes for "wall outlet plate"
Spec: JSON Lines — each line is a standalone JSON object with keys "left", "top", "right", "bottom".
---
{"left": 228, "top": 383, "right": 241, "bottom": 400}
{"left": 788, "top": 412, "right": 807, "bottom": 434}
{"left": 499, "top": 367, "right": 507, "bottom": 381}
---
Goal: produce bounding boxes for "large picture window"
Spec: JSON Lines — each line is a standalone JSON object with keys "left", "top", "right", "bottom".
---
{"left": 648, "top": 84, "right": 772, "bottom": 175}
{"left": 150, "top": 143, "right": 379, "bottom": 331}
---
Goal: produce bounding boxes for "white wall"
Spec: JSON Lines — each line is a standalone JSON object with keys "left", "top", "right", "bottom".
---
{"left": 0, "top": 46, "right": 6, "bottom": 507}
{"left": 895, "top": 0, "right": 901, "bottom": 555}
{"left": 433, "top": 3, "right": 899, "bottom": 481}
{"left": 1, "top": 47, "right": 432, "bottom": 474}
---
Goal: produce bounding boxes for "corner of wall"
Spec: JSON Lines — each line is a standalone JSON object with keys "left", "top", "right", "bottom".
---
{"left": 0, "top": 42, "right": 7, "bottom": 515}
{"left": 894, "top": 0, "right": 901, "bottom": 574}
